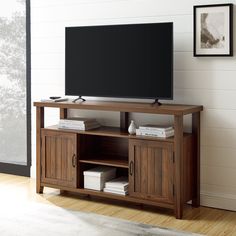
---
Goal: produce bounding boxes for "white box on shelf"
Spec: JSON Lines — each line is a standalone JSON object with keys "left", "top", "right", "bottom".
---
{"left": 83, "top": 166, "right": 116, "bottom": 191}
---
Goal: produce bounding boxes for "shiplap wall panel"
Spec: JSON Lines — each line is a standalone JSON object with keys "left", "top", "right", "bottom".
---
{"left": 201, "top": 166, "right": 236, "bottom": 188}
{"left": 174, "top": 89, "right": 236, "bottom": 109}
{"left": 201, "top": 146, "right": 236, "bottom": 168}
{"left": 31, "top": 69, "right": 64, "bottom": 86}
{"left": 31, "top": 0, "right": 235, "bottom": 8}
{"left": 202, "top": 128, "right": 236, "bottom": 148}
{"left": 201, "top": 183, "right": 236, "bottom": 196}
{"left": 175, "top": 71, "right": 236, "bottom": 90}
{"left": 31, "top": 14, "right": 193, "bottom": 38}
{"left": 31, "top": 0, "right": 236, "bottom": 210}
{"left": 175, "top": 53, "right": 236, "bottom": 71}
{"left": 203, "top": 109, "right": 236, "bottom": 129}
{"left": 31, "top": 37, "right": 64, "bottom": 54}
{"left": 31, "top": 0, "right": 236, "bottom": 20}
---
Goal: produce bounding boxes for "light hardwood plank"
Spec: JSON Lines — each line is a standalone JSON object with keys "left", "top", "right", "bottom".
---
{"left": 1, "top": 173, "right": 236, "bottom": 235}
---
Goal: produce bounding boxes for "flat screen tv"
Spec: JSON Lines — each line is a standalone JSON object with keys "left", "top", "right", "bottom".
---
{"left": 65, "top": 22, "right": 173, "bottom": 100}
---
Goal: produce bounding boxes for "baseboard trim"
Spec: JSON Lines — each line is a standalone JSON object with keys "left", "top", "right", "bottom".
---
{"left": 31, "top": 165, "right": 36, "bottom": 178}
{"left": 201, "top": 191, "right": 236, "bottom": 211}
{"left": 0, "top": 163, "right": 30, "bottom": 177}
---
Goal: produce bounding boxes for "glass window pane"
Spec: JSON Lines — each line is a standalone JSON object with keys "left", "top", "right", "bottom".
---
{"left": 0, "top": 0, "right": 27, "bottom": 165}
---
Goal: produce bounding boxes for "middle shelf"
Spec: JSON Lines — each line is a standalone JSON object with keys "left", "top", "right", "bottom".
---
{"left": 79, "top": 155, "right": 129, "bottom": 168}
{"left": 43, "top": 125, "right": 182, "bottom": 142}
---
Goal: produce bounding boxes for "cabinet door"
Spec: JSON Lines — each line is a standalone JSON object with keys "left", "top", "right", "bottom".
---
{"left": 41, "top": 130, "right": 78, "bottom": 188}
{"left": 129, "top": 139, "right": 174, "bottom": 203}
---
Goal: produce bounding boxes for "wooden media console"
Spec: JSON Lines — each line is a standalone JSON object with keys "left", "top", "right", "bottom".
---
{"left": 34, "top": 100, "right": 203, "bottom": 219}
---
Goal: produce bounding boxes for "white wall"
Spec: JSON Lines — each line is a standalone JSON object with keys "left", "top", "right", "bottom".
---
{"left": 31, "top": 0, "right": 236, "bottom": 211}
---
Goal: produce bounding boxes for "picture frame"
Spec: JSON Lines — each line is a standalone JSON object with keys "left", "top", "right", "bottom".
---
{"left": 193, "top": 4, "right": 233, "bottom": 57}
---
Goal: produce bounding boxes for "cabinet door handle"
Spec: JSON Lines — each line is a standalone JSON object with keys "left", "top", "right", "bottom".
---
{"left": 72, "top": 154, "right": 76, "bottom": 168}
{"left": 129, "top": 161, "right": 134, "bottom": 176}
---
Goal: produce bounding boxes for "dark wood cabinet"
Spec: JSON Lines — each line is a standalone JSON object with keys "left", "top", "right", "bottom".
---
{"left": 41, "top": 130, "right": 78, "bottom": 188}
{"left": 34, "top": 101, "right": 203, "bottom": 219}
{"left": 129, "top": 139, "right": 174, "bottom": 203}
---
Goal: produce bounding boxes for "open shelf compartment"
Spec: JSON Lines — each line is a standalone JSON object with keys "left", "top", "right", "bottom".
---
{"left": 78, "top": 163, "right": 128, "bottom": 189}
{"left": 78, "top": 134, "right": 129, "bottom": 168}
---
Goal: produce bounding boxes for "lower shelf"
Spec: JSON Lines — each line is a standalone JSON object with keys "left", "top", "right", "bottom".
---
{"left": 41, "top": 182, "right": 174, "bottom": 210}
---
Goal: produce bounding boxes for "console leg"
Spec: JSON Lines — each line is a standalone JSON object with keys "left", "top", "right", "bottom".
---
{"left": 37, "top": 185, "right": 44, "bottom": 194}
{"left": 192, "top": 112, "right": 200, "bottom": 207}
{"left": 174, "top": 115, "right": 184, "bottom": 219}
{"left": 174, "top": 206, "right": 183, "bottom": 219}
{"left": 36, "top": 107, "right": 44, "bottom": 194}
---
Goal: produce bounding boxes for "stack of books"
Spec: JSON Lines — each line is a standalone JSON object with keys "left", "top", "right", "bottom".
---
{"left": 136, "top": 124, "right": 174, "bottom": 138}
{"left": 103, "top": 176, "right": 129, "bottom": 195}
{"left": 58, "top": 117, "right": 100, "bottom": 131}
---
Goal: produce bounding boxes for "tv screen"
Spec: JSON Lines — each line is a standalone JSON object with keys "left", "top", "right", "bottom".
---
{"left": 65, "top": 22, "right": 173, "bottom": 100}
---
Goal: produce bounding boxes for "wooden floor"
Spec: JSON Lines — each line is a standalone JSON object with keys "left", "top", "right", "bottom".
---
{"left": 0, "top": 173, "right": 236, "bottom": 235}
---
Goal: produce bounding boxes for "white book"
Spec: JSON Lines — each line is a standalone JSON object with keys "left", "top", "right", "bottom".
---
{"left": 105, "top": 183, "right": 129, "bottom": 191}
{"left": 136, "top": 129, "right": 174, "bottom": 138}
{"left": 104, "top": 187, "right": 128, "bottom": 192}
{"left": 139, "top": 124, "right": 173, "bottom": 132}
{"left": 105, "top": 176, "right": 129, "bottom": 189}
{"left": 60, "top": 117, "right": 97, "bottom": 125}
{"left": 58, "top": 124, "right": 101, "bottom": 130}
{"left": 137, "top": 128, "right": 174, "bottom": 136}
{"left": 59, "top": 121, "right": 99, "bottom": 127}
{"left": 58, "top": 123, "right": 100, "bottom": 130}
{"left": 59, "top": 119, "right": 100, "bottom": 130}
{"left": 104, "top": 186, "right": 128, "bottom": 192}
{"left": 103, "top": 188, "right": 128, "bottom": 196}
{"left": 58, "top": 122, "right": 101, "bottom": 130}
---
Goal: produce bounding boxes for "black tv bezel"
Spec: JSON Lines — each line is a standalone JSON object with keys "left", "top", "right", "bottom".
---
{"left": 65, "top": 22, "right": 173, "bottom": 101}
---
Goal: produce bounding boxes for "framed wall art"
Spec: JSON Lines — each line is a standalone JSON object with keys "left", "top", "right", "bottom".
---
{"left": 193, "top": 4, "right": 233, "bottom": 57}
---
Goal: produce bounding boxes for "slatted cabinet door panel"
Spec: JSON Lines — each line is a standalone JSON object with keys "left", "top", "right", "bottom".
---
{"left": 129, "top": 139, "right": 174, "bottom": 203}
{"left": 41, "top": 130, "right": 78, "bottom": 188}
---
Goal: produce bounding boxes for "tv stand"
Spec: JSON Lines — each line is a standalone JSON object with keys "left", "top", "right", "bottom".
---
{"left": 152, "top": 99, "right": 162, "bottom": 106}
{"left": 72, "top": 96, "right": 86, "bottom": 103}
{"left": 34, "top": 100, "right": 203, "bottom": 219}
